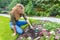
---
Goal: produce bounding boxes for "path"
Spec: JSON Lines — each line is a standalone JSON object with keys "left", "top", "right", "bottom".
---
{"left": 0, "top": 14, "right": 60, "bottom": 23}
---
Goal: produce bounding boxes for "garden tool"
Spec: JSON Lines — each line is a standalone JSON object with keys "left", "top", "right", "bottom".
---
{"left": 34, "top": 28, "right": 39, "bottom": 37}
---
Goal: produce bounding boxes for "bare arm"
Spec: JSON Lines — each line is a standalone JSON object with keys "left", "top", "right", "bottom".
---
{"left": 23, "top": 14, "right": 33, "bottom": 29}
{"left": 13, "top": 25, "right": 16, "bottom": 33}
{"left": 10, "top": 14, "right": 16, "bottom": 34}
{"left": 26, "top": 20, "right": 33, "bottom": 29}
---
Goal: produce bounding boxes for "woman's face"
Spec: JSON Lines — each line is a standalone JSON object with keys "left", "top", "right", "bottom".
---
{"left": 18, "top": 6, "right": 24, "bottom": 14}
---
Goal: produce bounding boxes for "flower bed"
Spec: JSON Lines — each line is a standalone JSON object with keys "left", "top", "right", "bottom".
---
{"left": 17, "top": 21, "right": 60, "bottom": 40}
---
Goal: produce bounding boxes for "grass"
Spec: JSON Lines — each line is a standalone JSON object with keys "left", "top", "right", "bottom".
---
{"left": 0, "top": 16, "right": 60, "bottom": 40}
{"left": 0, "top": 16, "right": 17, "bottom": 40}
{"left": 0, "top": 16, "right": 34, "bottom": 40}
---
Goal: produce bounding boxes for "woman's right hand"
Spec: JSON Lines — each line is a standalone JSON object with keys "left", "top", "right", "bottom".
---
{"left": 12, "top": 25, "right": 16, "bottom": 36}
{"left": 12, "top": 33, "right": 16, "bottom": 36}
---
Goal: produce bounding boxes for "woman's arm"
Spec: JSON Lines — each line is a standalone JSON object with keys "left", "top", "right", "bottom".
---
{"left": 23, "top": 14, "right": 33, "bottom": 29}
{"left": 26, "top": 20, "right": 33, "bottom": 29}
{"left": 12, "top": 25, "right": 16, "bottom": 36}
{"left": 12, "top": 25, "right": 16, "bottom": 34}
{"left": 10, "top": 14, "right": 16, "bottom": 36}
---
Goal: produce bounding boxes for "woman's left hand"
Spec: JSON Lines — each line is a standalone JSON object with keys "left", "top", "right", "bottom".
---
{"left": 30, "top": 25, "right": 34, "bottom": 29}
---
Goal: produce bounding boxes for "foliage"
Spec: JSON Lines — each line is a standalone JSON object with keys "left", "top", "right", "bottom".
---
{"left": 0, "top": 8, "right": 2, "bottom": 13}
{"left": 0, "top": 16, "right": 60, "bottom": 40}
{"left": 46, "top": 4, "right": 60, "bottom": 16}
{"left": 25, "top": 1, "right": 33, "bottom": 15}
{"left": 24, "top": 0, "right": 60, "bottom": 17}
{"left": 0, "top": 0, "right": 12, "bottom": 8}
{"left": 7, "top": 0, "right": 21, "bottom": 11}
{"left": 0, "top": 0, "right": 60, "bottom": 17}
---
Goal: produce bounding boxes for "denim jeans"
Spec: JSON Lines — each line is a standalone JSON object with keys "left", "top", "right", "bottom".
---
{"left": 10, "top": 20, "right": 27, "bottom": 34}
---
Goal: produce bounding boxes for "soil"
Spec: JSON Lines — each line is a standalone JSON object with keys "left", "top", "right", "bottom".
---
{"left": 16, "top": 23, "right": 60, "bottom": 40}
{"left": 17, "top": 23, "right": 43, "bottom": 40}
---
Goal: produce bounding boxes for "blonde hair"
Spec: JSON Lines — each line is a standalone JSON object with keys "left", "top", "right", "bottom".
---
{"left": 9, "top": 4, "right": 24, "bottom": 20}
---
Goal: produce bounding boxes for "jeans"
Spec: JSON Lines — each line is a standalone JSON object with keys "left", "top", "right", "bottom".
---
{"left": 10, "top": 20, "right": 27, "bottom": 34}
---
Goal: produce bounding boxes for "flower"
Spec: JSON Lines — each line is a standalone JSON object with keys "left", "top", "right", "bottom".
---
{"left": 47, "top": 32, "right": 50, "bottom": 36}
{"left": 27, "top": 36, "right": 32, "bottom": 40}
{"left": 50, "top": 31, "right": 55, "bottom": 35}
{"left": 39, "top": 32, "right": 43, "bottom": 36}
{"left": 42, "top": 29, "right": 47, "bottom": 32}
{"left": 55, "top": 35, "right": 59, "bottom": 40}
{"left": 46, "top": 36, "right": 49, "bottom": 38}
{"left": 58, "top": 30, "right": 60, "bottom": 34}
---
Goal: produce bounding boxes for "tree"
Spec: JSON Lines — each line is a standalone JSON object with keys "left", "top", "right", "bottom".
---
{"left": 7, "top": 0, "right": 21, "bottom": 11}
{"left": 0, "top": 0, "right": 12, "bottom": 8}
{"left": 25, "top": 1, "right": 33, "bottom": 15}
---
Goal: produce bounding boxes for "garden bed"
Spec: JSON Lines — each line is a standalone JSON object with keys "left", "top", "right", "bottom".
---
{"left": 0, "top": 16, "right": 60, "bottom": 40}
{"left": 17, "top": 20, "right": 60, "bottom": 40}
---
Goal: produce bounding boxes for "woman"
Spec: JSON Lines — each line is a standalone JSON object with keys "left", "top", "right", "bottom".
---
{"left": 9, "top": 4, "right": 33, "bottom": 36}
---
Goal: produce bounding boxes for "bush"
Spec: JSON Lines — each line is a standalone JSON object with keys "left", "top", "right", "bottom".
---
{"left": 7, "top": 0, "right": 21, "bottom": 11}
{"left": 1, "top": 10, "right": 9, "bottom": 14}
{"left": 49, "top": 4, "right": 60, "bottom": 16}
{"left": 0, "top": 8, "right": 3, "bottom": 13}
{"left": 56, "top": 15, "right": 60, "bottom": 18}
{"left": 7, "top": 0, "right": 60, "bottom": 17}
{"left": 0, "top": 11, "right": 1, "bottom": 13}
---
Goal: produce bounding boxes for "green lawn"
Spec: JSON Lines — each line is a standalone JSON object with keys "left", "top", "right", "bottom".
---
{"left": 0, "top": 16, "right": 34, "bottom": 40}
{"left": 0, "top": 16, "right": 60, "bottom": 40}
{"left": 0, "top": 16, "right": 17, "bottom": 40}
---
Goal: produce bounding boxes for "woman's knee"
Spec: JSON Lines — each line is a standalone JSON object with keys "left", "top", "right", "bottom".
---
{"left": 10, "top": 22, "right": 24, "bottom": 34}
{"left": 10, "top": 22, "right": 13, "bottom": 29}
{"left": 16, "top": 25, "right": 24, "bottom": 34}
{"left": 16, "top": 29, "right": 24, "bottom": 34}
{"left": 17, "top": 30, "right": 24, "bottom": 34}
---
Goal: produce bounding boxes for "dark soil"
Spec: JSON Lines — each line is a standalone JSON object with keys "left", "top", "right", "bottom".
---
{"left": 16, "top": 21, "right": 60, "bottom": 40}
{"left": 17, "top": 23, "right": 43, "bottom": 40}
